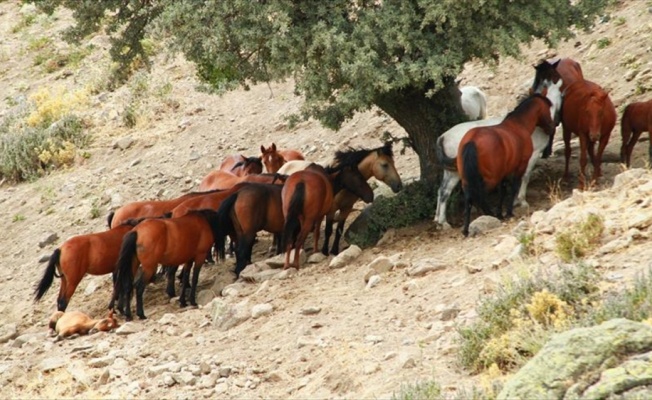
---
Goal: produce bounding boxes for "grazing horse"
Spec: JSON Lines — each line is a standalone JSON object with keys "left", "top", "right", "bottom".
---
{"left": 434, "top": 79, "right": 563, "bottom": 228}
{"left": 115, "top": 209, "right": 220, "bottom": 320}
{"left": 34, "top": 219, "right": 143, "bottom": 312}
{"left": 108, "top": 191, "right": 217, "bottom": 229}
{"left": 460, "top": 86, "right": 488, "bottom": 120}
{"left": 457, "top": 94, "right": 555, "bottom": 237}
{"left": 282, "top": 164, "right": 374, "bottom": 268}
{"left": 620, "top": 99, "right": 652, "bottom": 167}
{"left": 531, "top": 57, "right": 584, "bottom": 158}
{"left": 219, "top": 154, "right": 263, "bottom": 177}
{"left": 198, "top": 171, "right": 286, "bottom": 191}
{"left": 260, "top": 143, "right": 305, "bottom": 173}
{"left": 48, "top": 310, "right": 118, "bottom": 341}
{"left": 214, "top": 183, "right": 285, "bottom": 277}
{"left": 561, "top": 80, "right": 616, "bottom": 189}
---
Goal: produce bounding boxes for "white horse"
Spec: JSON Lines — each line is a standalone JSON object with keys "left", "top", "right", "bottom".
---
{"left": 460, "top": 86, "right": 488, "bottom": 120}
{"left": 276, "top": 160, "right": 318, "bottom": 175}
{"left": 433, "top": 79, "right": 563, "bottom": 229}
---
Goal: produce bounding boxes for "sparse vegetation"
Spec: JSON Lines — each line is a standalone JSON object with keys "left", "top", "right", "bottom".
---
{"left": 613, "top": 16, "right": 626, "bottom": 26}
{"left": 392, "top": 381, "right": 442, "bottom": 400}
{"left": 11, "top": 13, "right": 36, "bottom": 33}
{"left": 596, "top": 37, "right": 612, "bottom": 49}
{"left": 12, "top": 214, "right": 26, "bottom": 222}
{"left": 555, "top": 213, "right": 605, "bottom": 262}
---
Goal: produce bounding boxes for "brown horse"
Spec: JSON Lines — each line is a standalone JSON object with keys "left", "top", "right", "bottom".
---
{"left": 198, "top": 171, "right": 286, "bottom": 191}
{"left": 219, "top": 154, "right": 263, "bottom": 177}
{"left": 561, "top": 80, "right": 616, "bottom": 189}
{"left": 34, "top": 219, "right": 143, "bottom": 312}
{"left": 115, "top": 209, "right": 220, "bottom": 320}
{"left": 260, "top": 143, "right": 305, "bottom": 173}
{"left": 531, "top": 57, "right": 584, "bottom": 158}
{"left": 281, "top": 164, "right": 374, "bottom": 269}
{"left": 458, "top": 94, "right": 555, "bottom": 237}
{"left": 620, "top": 99, "right": 652, "bottom": 167}
{"left": 49, "top": 310, "right": 118, "bottom": 341}
{"left": 107, "top": 190, "right": 218, "bottom": 229}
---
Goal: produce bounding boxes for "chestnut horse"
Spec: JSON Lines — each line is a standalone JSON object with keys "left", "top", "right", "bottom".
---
{"left": 34, "top": 219, "right": 143, "bottom": 312}
{"left": 531, "top": 57, "right": 584, "bottom": 158}
{"left": 260, "top": 143, "right": 305, "bottom": 173}
{"left": 49, "top": 310, "right": 118, "bottom": 341}
{"left": 560, "top": 80, "right": 616, "bottom": 189}
{"left": 282, "top": 164, "right": 374, "bottom": 268}
{"left": 115, "top": 209, "right": 220, "bottom": 320}
{"left": 458, "top": 94, "right": 555, "bottom": 237}
{"left": 198, "top": 171, "right": 286, "bottom": 191}
{"left": 620, "top": 99, "right": 652, "bottom": 167}
{"left": 219, "top": 154, "right": 263, "bottom": 177}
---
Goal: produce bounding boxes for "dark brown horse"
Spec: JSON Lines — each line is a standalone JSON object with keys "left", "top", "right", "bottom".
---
{"left": 115, "top": 210, "right": 220, "bottom": 320}
{"left": 260, "top": 143, "right": 305, "bottom": 173}
{"left": 219, "top": 154, "right": 263, "bottom": 177}
{"left": 620, "top": 99, "right": 652, "bottom": 167}
{"left": 34, "top": 219, "right": 143, "bottom": 312}
{"left": 458, "top": 94, "right": 555, "bottom": 237}
{"left": 561, "top": 80, "right": 616, "bottom": 189}
{"left": 281, "top": 164, "right": 374, "bottom": 269}
{"left": 198, "top": 171, "right": 286, "bottom": 191}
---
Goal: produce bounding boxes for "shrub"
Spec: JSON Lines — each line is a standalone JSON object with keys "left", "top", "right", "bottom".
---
{"left": 596, "top": 37, "right": 612, "bottom": 49}
{"left": 586, "top": 269, "right": 652, "bottom": 324}
{"left": 26, "top": 86, "right": 89, "bottom": 129}
{"left": 392, "top": 381, "right": 442, "bottom": 400}
{"left": 554, "top": 213, "right": 604, "bottom": 262}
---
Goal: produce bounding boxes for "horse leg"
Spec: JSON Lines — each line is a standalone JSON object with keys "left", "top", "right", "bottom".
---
{"left": 135, "top": 267, "right": 155, "bottom": 320}
{"left": 190, "top": 260, "right": 203, "bottom": 307}
{"left": 321, "top": 213, "right": 334, "bottom": 256}
{"left": 506, "top": 176, "right": 522, "bottom": 219}
{"left": 235, "top": 235, "right": 255, "bottom": 277}
{"left": 56, "top": 274, "right": 69, "bottom": 312}
{"left": 542, "top": 130, "right": 555, "bottom": 159}
{"left": 648, "top": 131, "right": 652, "bottom": 166}
{"left": 462, "top": 188, "right": 472, "bottom": 237}
{"left": 595, "top": 133, "right": 610, "bottom": 182}
{"left": 563, "top": 125, "right": 572, "bottom": 182}
{"left": 495, "top": 180, "right": 506, "bottom": 220}
{"left": 435, "top": 171, "right": 459, "bottom": 228}
{"left": 59, "top": 273, "right": 82, "bottom": 313}
{"left": 293, "top": 226, "right": 311, "bottom": 269}
{"left": 274, "top": 233, "right": 283, "bottom": 255}
{"left": 587, "top": 140, "right": 598, "bottom": 184}
{"left": 331, "top": 216, "right": 349, "bottom": 255}
{"left": 312, "top": 216, "right": 324, "bottom": 255}
{"left": 165, "top": 265, "right": 178, "bottom": 298}
{"left": 578, "top": 136, "right": 589, "bottom": 190}
{"left": 515, "top": 151, "right": 540, "bottom": 208}
{"left": 205, "top": 247, "right": 215, "bottom": 265}
{"left": 179, "top": 262, "right": 192, "bottom": 308}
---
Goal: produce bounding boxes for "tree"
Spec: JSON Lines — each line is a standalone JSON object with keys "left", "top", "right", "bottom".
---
{"left": 33, "top": 0, "right": 608, "bottom": 184}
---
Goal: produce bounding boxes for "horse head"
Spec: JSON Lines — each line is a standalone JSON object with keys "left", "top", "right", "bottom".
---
{"left": 371, "top": 143, "right": 403, "bottom": 193}
{"left": 261, "top": 143, "right": 286, "bottom": 173}
{"left": 531, "top": 59, "right": 562, "bottom": 95}
{"left": 586, "top": 92, "right": 609, "bottom": 142}
{"left": 90, "top": 310, "right": 119, "bottom": 334}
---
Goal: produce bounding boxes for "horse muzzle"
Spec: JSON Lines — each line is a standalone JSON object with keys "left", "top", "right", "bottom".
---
{"left": 391, "top": 181, "right": 403, "bottom": 193}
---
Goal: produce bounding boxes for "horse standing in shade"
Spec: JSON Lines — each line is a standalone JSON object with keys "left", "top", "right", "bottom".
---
{"left": 260, "top": 143, "right": 305, "bottom": 173}
{"left": 434, "top": 78, "right": 563, "bottom": 228}
{"left": 457, "top": 94, "right": 555, "bottom": 236}
{"left": 620, "top": 99, "right": 652, "bottom": 167}
{"left": 218, "top": 154, "right": 263, "bottom": 177}
{"left": 460, "top": 86, "right": 488, "bottom": 120}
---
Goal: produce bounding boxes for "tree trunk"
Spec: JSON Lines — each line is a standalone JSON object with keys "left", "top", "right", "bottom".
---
{"left": 375, "top": 76, "right": 466, "bottom": 186}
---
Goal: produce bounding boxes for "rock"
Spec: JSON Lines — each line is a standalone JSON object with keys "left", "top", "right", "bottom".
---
{"left": 113, "top": 136, "right": 134, "bottom": 150}
{"left": 214, "top": 300, "right": 251, "bottom": 331}
{"left": 406, "top": 259, "right": 447, "bottom": 277}
{"left": 329, "top": 245, "right": 362, "bottom": 269}
{"left": 97, "top": 369, "right": 110, "bottom": 385}
{"left": 297, "top": 336, "right": 325, "bottom": 348}
{"left": 162, "top": 373, "right": 176, "bottom": 387}
{"left": 440, "top": 306, "right": 461, "bottom": 321}
{"left": 300, "top": 306, "right": 322, "bottom": 315}
{"left": 266, "top": 250, "right": 306, "bottom": 268}
{"left": 211, "top": 272, "right": 236, "bottom": 295}
{"left": 251, "top": 303, "right": 274, "bottom": 319}
{"left": 365, "top": 275, "right": 381, "bottom": 289}
{"left": 275, "top": 268, "right": 297, "bottom": 280}
{"left": 67, "top": 361, "right": 92, "bottom": 386}
{"left": 196, "top": 289, "right": 217, "bottom": 306}
{"left": 158, "top": 313, "right": 178, "bottom": 326}
{"left": 174, "top": 371, "right": 197, "bottom": 386}
{"left": 367, "top": 256, "right": 393, "bottom": 274}
{"left": 83, "top": 277, "right": 103, "bottom": 296}
{"left": 307, "top": 253, "right": 327, "bottom": 264}
{"left": 199, "top": 374, "right": 218, "bottom": 389}
{"left": 88, "top": 355, "right": 116, "bottom": 368}
{"left": 466, "top": 264, "right": 483, "bottom": 274}
{"left": 12, "top": 332, "right": 45, "bottom": 347}
{"left": 0, "top": 323, "right": 18, "bottom": 344}
{"left": 625, "top": 69, "right": 639, "bottom": 82}
{"left": 215, "top": 382, "right": 229, "bottom": 394}
{"left": 468, "top": 215, "right": 502, "bottom": 237}
{"left": 40, "top": 357, "right": 66, "bottom": 372}
{"left": 38, "top": 254, "right": 51, "bottom": 263}
{"left": 398, "top": 351, "right": 421, "bottom": 369}
{"left": 148, "top": 362, "right": 182, "bottom": 377}
{"left": 376, "top": 229, "right": 396, "bottom": 246}
{"left": 115, "top": 323, "right": 139, "bottom": 335}
{"left": 38, "top": 232, "right": 59, "bottom": 248}
{"left": 219, "top": 366, "right": 232, "bottom": 378}
{"left": 498, "top": 319, "right": 652, "bottom": 400}
{"left": 613, "top": 168, "right": 647, "bottom": 189}
{"left": 365, "top": 335, "right": 384, "bottom": 344}
{"left": 209, "top": 298, "right": 228, "bottom": 323}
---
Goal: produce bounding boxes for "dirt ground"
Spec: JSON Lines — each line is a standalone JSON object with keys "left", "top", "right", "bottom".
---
{"left": 1, "top": 0, "right": 652, "bottom": 398}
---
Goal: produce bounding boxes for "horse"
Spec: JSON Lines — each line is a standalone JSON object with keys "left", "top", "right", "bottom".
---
{"left": 457, "top": 93, "right": 555, "bottom": 237}
{"left": 107, "top": 190, "right": 217, "bottom": 229}
{"left": 277, "top": 160, "right": 319, "bottom": 175}
{"left": 34, "top": 219, "right": 143, "bottom": 312}
{"left": 460, "top": 86, "right": 488, "bottom": 120}
{"left": 214, "top": 183, "right": 285, "bottom": 277}
{"left": 620, "top": 99, "right": 652, "bottom": 167}
{"left": 48, "top": 310, "right": 118, "bottom": 341}
{"left": 218, "top": 154, "right": 263, "bottom": 177}
{"left": 531, "top": 57, "right": 584, "bottom": 158}
{"left": 198, "top": 171, "right": 286, "bottom": 191}
{"left": 561, "top": 79, "right": 616, "bottom": 189}
{"left": 115, "top": 209, "right": 220, "bottom": 320}
{"left": 281, "top": 163, "right": 374, "bottom": 268}
{"left": 260, "top": 143, "right": 305, "bottom": 173}
{"left": 434, "top": 78, "right": 563, "bottom": 228}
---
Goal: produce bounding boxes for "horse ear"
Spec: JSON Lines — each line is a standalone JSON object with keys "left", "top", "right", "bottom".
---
{"left": 260, "top": 145, "right": 266, "bottom": 153}
{"left": 271, "top": 143, "right": 277, "bottom": 151}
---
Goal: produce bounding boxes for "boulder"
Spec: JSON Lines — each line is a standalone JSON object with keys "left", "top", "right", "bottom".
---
{"left": 468, "top": 215, "right": 501, "bottom": 237}
{"left": 498, "top": 319, "right": 652, "bottom": 399}
{"left": 329, "top": 245, "right": 362, "bottom": 269}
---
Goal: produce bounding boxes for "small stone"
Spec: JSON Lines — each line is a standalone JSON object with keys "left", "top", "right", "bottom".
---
{"left": 300, "top": 306, "right": 322, "bottom": 315}
{"left": 174, "top": 371, "right": 197, "bottom": 386}
{"left": 365, "top": 335, "right": 384, "bottom": 344}
{"left": 40, "top": 357, "right": 66, "bottom": 372}
{"left": 383, "top": 351, "right": 398, "bottom": 361}
{"left": 38, "top": 232, "right": 59, "bottom": 248}
{"left": 363, "top": 363, "right": 380, "bottom": 375}
{"left": 199, "top": 374, "right": 217, "bottom": 389}
{"left": 468, "top": 215, "right": 502, "bottom": 237}
{"left": 307, "top": 253, "right": 327, "bottom": 264}
{"left": 115, "top": 323, "right": 139, "bottom": 335}
{"left": 275, "top": 268, "right": 296, "bottom": 280}
{"left": 440, "top": 307, "right": 461, "bottom": 321}
{"left": 158, "top": 313, "right": 178, "bottom": 326}
{"left": 252, "top": 303, "right": 274, "bottom": 319}
{"left": 466, "top": 264, "right": 483, "bottom": 274}
{"left": 365, "top": 275, "right": 381, "bottom": 289}
{"left": 88, "top": 355, "right": 116, "bottom": 368}
{"left": 38, "top": 254, "right": 51, "bottom": 263}
{"left": 215, "top": 382, "right": 229, "bottom": 394}
{"left": 113, "top": 136, "right": 134, "bottom": 150}
{"left": 162, "top": 373, "right": 176, "bottom": 387}
{"left": 189, "top": 150, "right": 200, "bottom": 161}
{"left": 97, "top": 369, "right": 110, "bottom": 385}
{"left": 367, "top": 256, "right": 393, "bottom": 274}
{"left": 0, "top": 324, "right": 18, "bottom": 344}
{"left": 329, "top": 245, "right": 362, "bottom": 269}
{"left": 406, "top": 259, "right": 447, "bottom": 277}
{"left": 376, "top": 229, "right": 396, "bottom": 246}
{"left": 196, "top": 289, "right": 217, "bottom": 305}
{"left": 219, "top": 366, "right": 232, "bottom": 378}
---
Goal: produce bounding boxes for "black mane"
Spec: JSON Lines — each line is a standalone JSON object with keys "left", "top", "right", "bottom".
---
{"left": 506, "top": 93, "right": 551, "bottom": 120}
{"left": 330, "top": 142, "right": 393, "bottom": 169}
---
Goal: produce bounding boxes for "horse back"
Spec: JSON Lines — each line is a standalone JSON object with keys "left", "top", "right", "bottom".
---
{"left": 623, "top": 100, "right": 652, "bottom": 132}
{"left": 280, "top": 149, "right": 305, "bottom": 161}
{"left": 234, "top": 183, "right": 284, "bottom": 234}
{"left": 556, "top": 58, "right": 584, "bottom": 90}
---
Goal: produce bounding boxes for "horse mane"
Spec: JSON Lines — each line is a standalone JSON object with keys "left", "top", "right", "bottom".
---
{"left": 330, "top": 142, "right": 393, "bottom": 169}
{"left": 232, "top": 157, "right": 263, "bottom": 171}
{"left": 506, "top": 93, "right": 552, "bottom": 119}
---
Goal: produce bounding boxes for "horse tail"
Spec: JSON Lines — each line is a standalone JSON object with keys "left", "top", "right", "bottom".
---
{"left": 461, "top": 142, "right": 488, "bottom": 209}
{"left": 620, "top": 105, "right": 633, "bottom": 163}
{"left": 215, "top": 192, "right": 239, "bottom": 261}
{"left": 34, "top": 248, "right": 61, "bottom": 301}
{"left": 106, "top": 211, "right": 115, "bottom": 228}
{"left": 435, "top": 135, "right": 456, "bottom": 170}
{"left": 116, "top": 231, "right": 138, "bottom": 305}
{"left": 282, "top": 182, "right": 305, "bottom": 249}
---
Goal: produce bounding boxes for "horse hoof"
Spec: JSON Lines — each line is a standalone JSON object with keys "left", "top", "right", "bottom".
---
{"left": 138, "top": 315, "right": 147, "bottom": 320}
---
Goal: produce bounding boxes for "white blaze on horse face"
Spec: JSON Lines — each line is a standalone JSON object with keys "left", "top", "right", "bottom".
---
{"left": 539, "top": 79, "right": 563, "bottom": 124}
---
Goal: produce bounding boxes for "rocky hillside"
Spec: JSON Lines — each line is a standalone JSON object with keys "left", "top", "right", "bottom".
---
{"left": 1, "top": 0, "right": 652, "bottom": 398}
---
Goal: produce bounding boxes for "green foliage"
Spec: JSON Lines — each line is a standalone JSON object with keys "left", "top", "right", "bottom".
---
{"left": 346, "top": 181, "right": 437, "bottom": 248}
{"left": 613, "top": 16, "right": 626, "bottom": 26}
{"left": 457, "top": 263, "right": 601, "bottom": 373}
{"left": 555, "top": 213, "right": 604, "bottom": 262}
{"left": 392, "top": 381, "right": 442, "bottom": 400}
{"left": 12, "top": 214, "right": 26, "bottom": 222}
{"left": 11, "top": 13, "right": 36, "bottom": 33}
{"left": 587, "top": 269, "right": 652, "bottom": 324}
{"left": 596, "top": 37, "right": 612, "bottom": 49}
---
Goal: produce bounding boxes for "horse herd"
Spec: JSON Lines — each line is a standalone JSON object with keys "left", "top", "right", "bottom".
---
{"left": 34, "top": 57, "right": 652, "bottom": 325}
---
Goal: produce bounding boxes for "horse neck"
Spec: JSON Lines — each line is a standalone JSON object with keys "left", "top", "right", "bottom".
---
{"left": 505, "top": 104, "right": 545, "bottom": 135}
{"left": 356, "top": 153, "right": 376, "bottom": 180}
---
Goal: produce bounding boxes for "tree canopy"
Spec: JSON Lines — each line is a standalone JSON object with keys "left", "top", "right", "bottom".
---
{"left": 32, "top": 0, "right": 609, "bottom": 183}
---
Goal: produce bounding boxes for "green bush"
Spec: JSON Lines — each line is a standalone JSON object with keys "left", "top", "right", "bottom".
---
{"left": 555, "top": 213, "right": 604, "bottom": 262}
{"left": 586, "top": 269, "right": 652, "bottom": 324}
